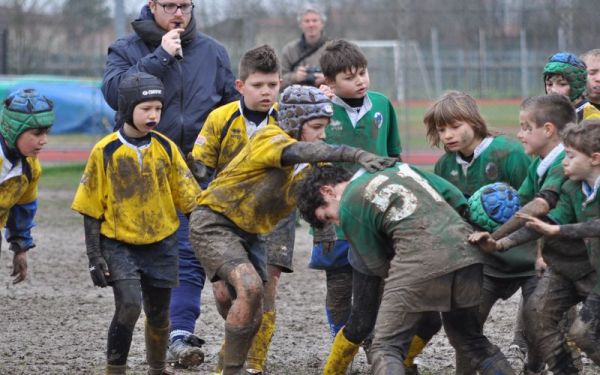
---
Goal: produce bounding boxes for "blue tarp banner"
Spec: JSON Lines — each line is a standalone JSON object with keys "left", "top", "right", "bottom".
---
{"left": 0, "top": 75, "right": 114, "bottom": 134}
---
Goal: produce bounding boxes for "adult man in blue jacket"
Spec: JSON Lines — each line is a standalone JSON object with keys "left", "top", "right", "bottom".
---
{"left": 102, "top": 0, "right": 239, "bottom": 368}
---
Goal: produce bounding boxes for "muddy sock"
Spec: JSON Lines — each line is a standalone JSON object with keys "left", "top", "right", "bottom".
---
{"left": 323, "top": 328, "right": 360, "bottom": 375}
{"left": 223, "top": 322, "right": 260, "bottom": 375}
{"left": 145, "top": 320, "right": 170, "bottom": 375}
{"left": 105, "top": 364, "right": 127, "bottom": 375}
{"left": 246, "top": 310, "right": 276, "bottom": 372}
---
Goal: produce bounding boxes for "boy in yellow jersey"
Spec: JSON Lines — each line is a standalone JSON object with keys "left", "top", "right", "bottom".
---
{"left": 189, "top": 84, "right": 396, "bottom": 375}
{"left": 0, "top": 88, "right": 54, "bottom": 284}
{"left": 71, "top": 72, "right": 201, "bottom": 375}
{"left": 187, "top": 45, "right": 289, "bottom": 374}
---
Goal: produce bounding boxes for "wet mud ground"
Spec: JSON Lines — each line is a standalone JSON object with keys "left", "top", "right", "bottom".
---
{"left": 1, "top": 188, "right": 599, "bottom": 374}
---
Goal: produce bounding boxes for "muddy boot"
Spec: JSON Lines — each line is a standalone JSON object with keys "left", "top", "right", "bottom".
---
{"left": 477, "top": 351, "right": 515, "bottom": 375}
{"left": 223, "top": 323, "right": 260, "bottom": 375}
{"left": 371, "top": 354, "right": 406, "bottom": 375}
{"left": 323, "top": 328, "right": 360, "bottom": 374}
{"left": 166, "top": 334, "right": 205, "bottom": 368}
{"left": 403, "top": 335, "right": 427, "bottom": 370}
{"left": 145, "top": 321, "right": 171, "bottom": 375}
{"left": 106, "top": 364, "right": 127, "bottom": 375}
{"left": 246, "top": 310, "right": 276, "bottom": 374}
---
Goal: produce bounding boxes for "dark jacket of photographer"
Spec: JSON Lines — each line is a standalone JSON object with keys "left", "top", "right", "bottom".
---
{"left": 102, "top": 5, "right": 239, "bottom": 154}
{"left": 280, "top": 34, "right": 328, "bottom": 89}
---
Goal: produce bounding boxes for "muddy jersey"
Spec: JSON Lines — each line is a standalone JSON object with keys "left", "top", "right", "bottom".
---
{"left": 518, "top": 149, "right": 567, "bottom": 204}
{"left": 191, "top": 100, "right": 278, "bottom": 174}
{"left": 72, "top": 130, "right": 201, "bottom": 245}
{"left": 547, "top": 180, "right": 598, "bottom": 284}
{"left": 197, "top": 125, "right": 300, "bottom": 234}
{"left": 434, "top": 135, "right": 530, "bottom": 197}
{"left": 324, "top": 91, "right": 402, "bottom": 240}
{"left": 435, "top": 135, "right": 535, "bottom": 278}
{"left": 340, "top": 163, "right": 482, "bottom": 280}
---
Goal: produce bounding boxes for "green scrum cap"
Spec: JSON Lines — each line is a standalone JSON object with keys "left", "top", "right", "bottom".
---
{"left": 1, "top": 88, "right": 54, "bottom": 151}
{"left": 543, "top": 52, "right": 587, "bottom": 102}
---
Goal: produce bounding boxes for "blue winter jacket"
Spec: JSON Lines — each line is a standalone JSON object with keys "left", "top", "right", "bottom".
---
{"left": 102, "top": 6, "right": 239, "bottom": 154}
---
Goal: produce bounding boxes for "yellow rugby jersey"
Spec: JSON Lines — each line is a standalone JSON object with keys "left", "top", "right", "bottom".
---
{"left": 72, "top": 131, "right": 201, "bottom": 245}
{"left": 198, "top": 124, "right": 299, "bottom": 234}
{"left": 0, "top": 150, "right": 40, "bottom": 227}
{"left": 582, "top": 101, "right": 600, "bottom": 121}
{"left": 191, "top": 100, "right": 278, "bottom": 173}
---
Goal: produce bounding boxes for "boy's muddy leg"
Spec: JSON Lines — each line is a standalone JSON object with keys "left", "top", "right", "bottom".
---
{"left": 221, "top": 263, "right": 264, "bottom": 374}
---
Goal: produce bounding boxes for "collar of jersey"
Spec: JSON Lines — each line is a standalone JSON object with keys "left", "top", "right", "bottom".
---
{"left": 238, "top": 100, "right": 275, "bottom": 138}
{"left": 582, "top": 175, "right": 600, "bottom": 204}
{"left": 537, "top": 143, "right": 564, "bottom": 178}
{"left": 0, "top": 144, "right": 23, "bottom": 184}
{"left": 332, "top": 94, "right": 372, "bottom": 127}
{"left": 454, "top": 136, "right": 494, "bottom": 169}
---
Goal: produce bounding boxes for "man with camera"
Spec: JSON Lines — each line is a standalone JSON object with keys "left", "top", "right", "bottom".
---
{"left": 280, "top": 4, "right": 329, "bottom": 89}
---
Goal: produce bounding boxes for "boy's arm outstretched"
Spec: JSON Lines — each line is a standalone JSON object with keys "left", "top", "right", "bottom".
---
{"left": 489, "top": 196, "right": 553, "bottom": 239}
{"left": 281, "top": 142, "right": 397, "bottom": 172}
{"left": 517, "top": 212, "right": 600, "bottom": 239}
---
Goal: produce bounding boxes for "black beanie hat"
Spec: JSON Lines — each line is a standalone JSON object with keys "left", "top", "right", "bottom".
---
{"left": 117, "top": 72, "right": 164, "bottom": 126}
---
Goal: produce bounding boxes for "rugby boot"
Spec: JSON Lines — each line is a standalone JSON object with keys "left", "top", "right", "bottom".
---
{"left": 166, "top": 334, "right": 205, "bottom": 368}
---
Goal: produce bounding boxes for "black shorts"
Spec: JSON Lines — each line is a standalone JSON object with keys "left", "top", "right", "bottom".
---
{"left": 100, "top": 234, "right": 178, "bottom": 288}
{"left": 190, "top": 206, "right": 267, "bottom": 283}
{"left": 259, "top": 212, "right": 296, "bottom": 273}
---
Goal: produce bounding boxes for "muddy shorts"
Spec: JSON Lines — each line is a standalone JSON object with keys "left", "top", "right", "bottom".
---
{"left": 259, "top": 212, "right": 296, "bottom": 273}
{"left": 100, "top": 234, "right": 178, "bottom": 288}
{"left": 190, "top": 206, "right": 266, "bottom": 283}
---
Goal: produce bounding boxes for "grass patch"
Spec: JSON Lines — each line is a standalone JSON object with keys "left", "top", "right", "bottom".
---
{"left": 40, "top": 163, "right": 85, "bottom": 191}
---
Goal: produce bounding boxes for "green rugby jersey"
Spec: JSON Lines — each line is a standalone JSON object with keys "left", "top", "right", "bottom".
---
{"left": 435, "top": 135, "right": 535, "bottom": 278}
{"left": 341, "top": 163, "right": 481, "bottom": 280}
{"left": 325, "top": 91, "right": 402, "bottom": 240}
{"left": 547, "top": 180, "right": 599, "bottom": 285}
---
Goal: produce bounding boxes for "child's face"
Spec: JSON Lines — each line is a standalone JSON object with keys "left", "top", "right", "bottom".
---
{"left": 16, "top": 128, "right": 49, "bottom": 157}
{"left": 436, "top": 121, "right": 479, "bottom": 155}
{"left": 236, "top": 72, "right": 281, "bottom": 112}
{"left": 131, "top": 100, "right": 162, "bottom": 136}
{"left": 584, "top": 56, "right": 600, "bottom": 104}
{"left": 517, "top": 110, "right": 550, "bottom": 156}
{"left": 545, "top": 75, "right": 571, "bottom": 98}
{"left": 300, "top": 117, "right": 329, "bottom": 142}
{"left": 315, "top": 186, "right": 342, "bottom": 225}
{"left": 328, "top": 67, "right": 370, "bottom": 99}
{"left": 563, "top": 146, "right": 593, "bottom": 181}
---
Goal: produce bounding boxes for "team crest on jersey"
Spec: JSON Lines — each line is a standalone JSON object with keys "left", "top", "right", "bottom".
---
{"left": 485, "top": 162, "right": 499, "bottom": 180}
{"left": 329, "top": 119, "right": 343, "bottom": 131}
{"left": 195, "top": 135, "right": 207, "bottom": 146}
{"left": 373, "top": 112, "right": 384, "bottom": 128}
{"left": 450, "top": 169, "right": 459, "bottom": 177}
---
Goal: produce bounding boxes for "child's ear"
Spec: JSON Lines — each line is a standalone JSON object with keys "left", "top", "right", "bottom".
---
{"left": 543, "top": 122, "right": 557, "bottom": 137}
{"left": 324, "top": 76, "right": 336, "bottom": 88}
{"left": 591, "top": 151, "right": 600, "bottom": 166}
{"left": 319, "top": 185, "right": 335, "bottom": 198}
{"left": 234, "top": 79, "right": 244, "bottom": 93}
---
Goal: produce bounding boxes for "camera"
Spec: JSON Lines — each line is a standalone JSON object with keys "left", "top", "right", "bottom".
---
{"left": 304, "top": 66, "right": 322, "bottom": 85}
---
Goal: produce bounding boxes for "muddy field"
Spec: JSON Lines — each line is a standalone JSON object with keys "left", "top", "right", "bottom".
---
{"left": 1, "top": 187, "right": 598, "bottom": 374}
